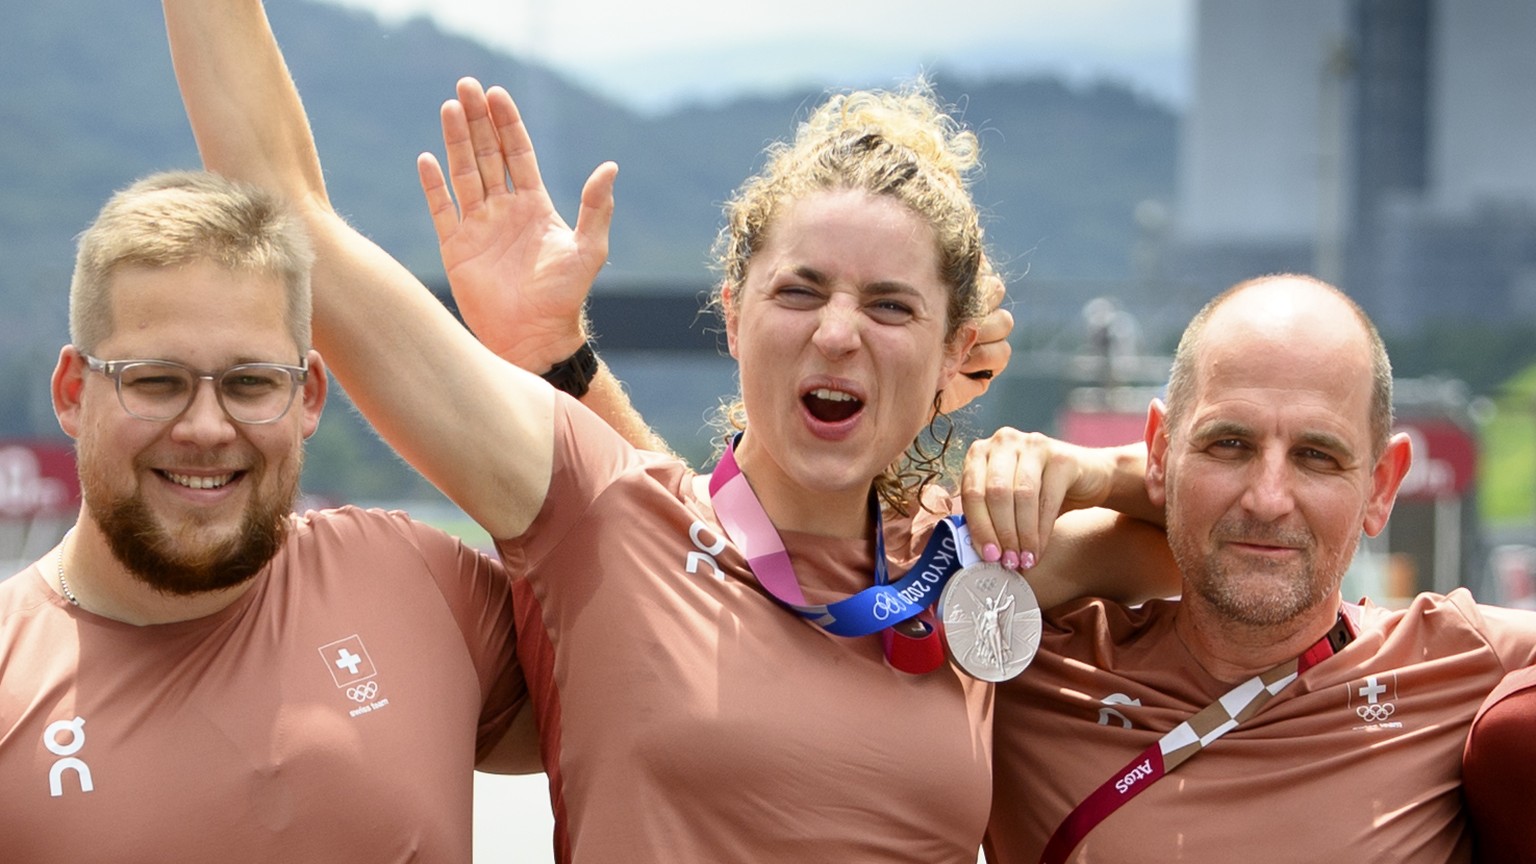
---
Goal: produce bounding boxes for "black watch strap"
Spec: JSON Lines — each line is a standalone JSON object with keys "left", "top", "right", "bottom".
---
{"left": 540, "top": 341, "right": 599, "bottom": 398}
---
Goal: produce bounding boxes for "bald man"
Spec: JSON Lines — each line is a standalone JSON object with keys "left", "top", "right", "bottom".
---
{"left": 984, "top": 275, "right": 1536, "bottom": 864}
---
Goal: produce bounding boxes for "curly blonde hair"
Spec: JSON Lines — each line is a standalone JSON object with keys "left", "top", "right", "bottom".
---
{"left": 712, "top": 80, "right": 991, "bottom": 513}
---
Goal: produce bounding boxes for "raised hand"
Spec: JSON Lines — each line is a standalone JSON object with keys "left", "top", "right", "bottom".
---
{"left": 418, "top": 77, "right": 618, "bottom": 370}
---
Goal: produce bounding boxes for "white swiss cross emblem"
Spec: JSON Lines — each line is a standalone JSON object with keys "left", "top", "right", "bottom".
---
{"left": 1347, "top": 673, "right": 1399, "bottom": 724}
{"left": 318, "top": 634, "right": 377, "bottom": 687}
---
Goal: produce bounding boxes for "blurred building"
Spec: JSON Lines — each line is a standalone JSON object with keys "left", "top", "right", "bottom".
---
{"left": 0, "top": 441, "right": 78, "bottom": 577}
{"left": 1174, "top": 0, "right": 1536, "bottom": 334}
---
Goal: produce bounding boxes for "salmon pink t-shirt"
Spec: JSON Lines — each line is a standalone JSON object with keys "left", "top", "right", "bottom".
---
{"left": 497, "top": 397, "right": 993, "bottom": 864}
{"left": 0, "top": 507, "right": 523, "bottom": 863}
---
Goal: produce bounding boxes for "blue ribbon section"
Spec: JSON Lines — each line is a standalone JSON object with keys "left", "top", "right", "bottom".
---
{"left": 784, "top": 512, "right": 975, "bottom": 637}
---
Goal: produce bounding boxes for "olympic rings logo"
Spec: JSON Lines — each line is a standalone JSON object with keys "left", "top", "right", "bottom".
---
{"left": 872, "top": 593, "right": 905, "bottom": 621}
{"left": 1356, "top": 702, "right": 1395, "bottom": 722}
{"left": 347, "top": 681, "right": 379, "bottom": 703}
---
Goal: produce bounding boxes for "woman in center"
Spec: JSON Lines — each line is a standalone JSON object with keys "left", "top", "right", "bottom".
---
{"left": 503, "top": 88, "right": 1003, "bottom": 860}
{"left": 169, "top": 3, "right": 1167, "bottom": 859}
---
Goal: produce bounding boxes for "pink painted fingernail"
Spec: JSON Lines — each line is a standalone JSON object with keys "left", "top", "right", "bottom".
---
{"left": 1002, "top": 550, "right": 1020, "bottom": 570}
{"left": 982, "top": 543, "right": 1001, "bottom": 563}
{"left": 1020, "top": 551, "right": 1037, "bottom": 570}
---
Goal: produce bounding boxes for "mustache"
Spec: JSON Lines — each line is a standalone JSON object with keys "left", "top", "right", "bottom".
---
{"left": 136, "top": 454, "right": 246, "bottom": 472}
{"left": 1210, "top": 518, "right": 1312, "bottom": 549}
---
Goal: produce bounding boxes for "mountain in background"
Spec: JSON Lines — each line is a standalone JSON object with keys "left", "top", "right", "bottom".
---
{"left": 0, "top": 0, "right": 1176, "bottom": 440}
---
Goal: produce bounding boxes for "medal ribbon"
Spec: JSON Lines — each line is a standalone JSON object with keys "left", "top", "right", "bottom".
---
{"left": 1038, "top": 612, "right": 1356, "bottom": 864}
{"left": 708, "top": 434, "right": 977, "bottom": 673}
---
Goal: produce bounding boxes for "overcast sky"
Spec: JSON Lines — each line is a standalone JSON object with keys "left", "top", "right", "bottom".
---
{"left": 320, "top": 0, "right": 1192, "bottom": 112}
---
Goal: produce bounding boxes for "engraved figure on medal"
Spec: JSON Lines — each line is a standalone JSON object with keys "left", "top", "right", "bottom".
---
{"left": 940, "top": 562, "right": 1042, "bottom": 681}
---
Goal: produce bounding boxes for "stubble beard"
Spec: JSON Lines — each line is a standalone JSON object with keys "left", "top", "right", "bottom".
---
{"left": 1168, "top": 513, "right": 1349, "bottom": 628}
{"left": 80, "top": 444, "right": 300, "bottom": 597}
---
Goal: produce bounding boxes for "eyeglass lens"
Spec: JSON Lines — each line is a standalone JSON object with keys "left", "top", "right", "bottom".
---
{"left": 115, "top": 362, "right": 299, "bottom": 423}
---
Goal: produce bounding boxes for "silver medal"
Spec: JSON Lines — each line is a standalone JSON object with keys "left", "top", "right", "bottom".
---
{"left": 940, "top": 562, "right": 1042, "bottom": 682}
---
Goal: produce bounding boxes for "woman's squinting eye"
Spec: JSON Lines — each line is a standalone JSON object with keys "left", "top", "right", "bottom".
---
{"left": 774, "top": 285, "right": 821, "bottom": 305}
{"left": 867, "top": 299, "right": 915, "bottom": 323}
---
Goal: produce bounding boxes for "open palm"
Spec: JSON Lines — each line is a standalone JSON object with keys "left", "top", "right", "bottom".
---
{"left": 418, "top": 77, "right": 616, "bottom": 370}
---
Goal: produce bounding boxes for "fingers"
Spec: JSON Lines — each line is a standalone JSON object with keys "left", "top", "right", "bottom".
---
{"left": 961, "top": 428, "right": 1064, "bottom": 571}
{"left": 960, "top": 327, "right": 1011, "bottom": 379}
{"left": 978, "top": 271, "right": 1006, "bottom": 314}
{"left": 485, "top": 84, "right": 544, "bottom": 195}
{"left": 574, "top": 162, "right": 618, "bottom": 270}
{"left": 962, "top": 428, "right": 1126, "bottom": 574}
{"left": 963, "top": 305, "right": 1012, "bottom": 376}
{"left": 997, "top": 430, "right": 1045, "bottom": 566}
{"left": 962, "top": 429, "right": 1036, "bottom": 570}
{"left": 944, "top": 312, "right": 1010, "bottom": 412}
{"left": 961, "top": 275, "right": 1013, "bottom": 382}
{"left": 960, "top": 437, "right": 1006, "bottom": 565}
{"left": 1032, "top": 452, "right": 1072, "bottom": 559}
{"left": 437, "top": 78, "right": 549, "bottom": 211}
{"left": 455, "top": 77, "right": 508, "bottom": 200}
{"left": 416, "top": 152, "right": 459, "bottom": 245}
{"left": 973, "top": 304, "right": 1013, "bottom": 348}
{"left": 439, "top": 96, "right": 487, "bottom": 215}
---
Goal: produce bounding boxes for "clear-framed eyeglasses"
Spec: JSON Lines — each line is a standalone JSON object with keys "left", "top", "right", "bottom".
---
{"left": 82, "top": 354, "right": 309, "bottom": 425}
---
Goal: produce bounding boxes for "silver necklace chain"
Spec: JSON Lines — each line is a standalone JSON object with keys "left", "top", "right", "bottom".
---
{"left": 57, "top": 539, "right": 79, "bottom": 607}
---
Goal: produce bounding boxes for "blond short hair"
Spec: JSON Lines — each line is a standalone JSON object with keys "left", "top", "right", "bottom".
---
{"left": 71, "top": 171, "right": 314, "bottom": 354}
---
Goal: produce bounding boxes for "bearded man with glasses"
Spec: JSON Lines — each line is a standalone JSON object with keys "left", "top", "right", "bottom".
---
{"left": 0, "top": 171, "right": 530, "bottom": 861}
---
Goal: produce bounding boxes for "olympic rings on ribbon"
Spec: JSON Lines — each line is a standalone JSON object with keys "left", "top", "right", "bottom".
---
{"left": 871, "top": 592, "right": 905, "bottom": 621}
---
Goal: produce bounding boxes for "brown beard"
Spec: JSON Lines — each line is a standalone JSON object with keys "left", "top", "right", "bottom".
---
{"left": 76, "top": 427, "right": 303, "bottom": 596}
{"left": 91, "top": 489, "right": 290, "bottom": 595}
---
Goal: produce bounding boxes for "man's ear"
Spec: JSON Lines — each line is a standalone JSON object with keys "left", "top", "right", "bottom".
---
{"left": 298, "top": 349, "right": 327, "bottom": 439}
{"left": 51, "top": 346, "right": 88, "bottom": 439}
{"left": 1363, "top": 432, "right": 1412, "bottom": 537}
{"left": 1144, "top": 398, "right": 1171, "bottom": 508}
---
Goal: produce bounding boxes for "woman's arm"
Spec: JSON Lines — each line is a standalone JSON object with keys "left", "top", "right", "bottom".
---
{"left": 163, "top": 0, "right": 554, "bottom": 537}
